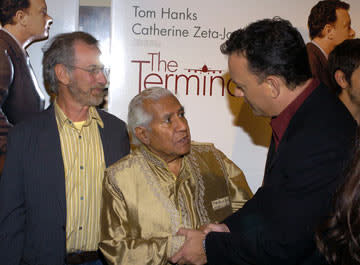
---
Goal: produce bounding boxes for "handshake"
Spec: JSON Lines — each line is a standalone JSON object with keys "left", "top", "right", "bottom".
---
{"left": 169, "top": 223, "right": 230, "bottom": 265}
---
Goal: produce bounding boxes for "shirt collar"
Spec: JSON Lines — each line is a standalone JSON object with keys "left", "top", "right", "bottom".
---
{"left": 54, "top": 100, "right": 104, "bottom": 129}
{"left": 139, "top": 144, "right": 186, "bottom": 173}
{"left": 270, "top": 79, "right": 319, "bottom": 144}
{"left": 311, "top": 40, "right": 328, "bottom": 60}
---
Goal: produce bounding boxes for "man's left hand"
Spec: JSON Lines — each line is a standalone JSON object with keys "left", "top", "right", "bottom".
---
{"left": 169, "top": 228, "right": 207, "bottom": 265}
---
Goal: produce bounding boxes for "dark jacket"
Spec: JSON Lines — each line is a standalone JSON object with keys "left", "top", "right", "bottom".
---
{"left": 306, "top": 42, "right": 335, "bottom": 93}
{"left": 205, "top": 83, "right": 357, "bottom": 265}
{"left": 0, "top": 29, "right": 45, "bottom": 159}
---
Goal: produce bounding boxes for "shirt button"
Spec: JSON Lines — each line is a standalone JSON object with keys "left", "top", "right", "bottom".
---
{"left": 79, "top": 135, "right": 82, "bottom": 139}
{"left": 80, "top": 166, "right": 84, "bottom": 170}
{"left": 80, "top": 196, "right": 84, "bottom": 200}
{"left": 79, "top": 226, "right": 83, "bottom": 230}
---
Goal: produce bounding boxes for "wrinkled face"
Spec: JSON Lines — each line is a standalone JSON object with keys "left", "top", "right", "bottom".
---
{"left": 143, "top": 95, "right": 191, "bottom": 162}
{"left": 23, "top": 0, "right": 52, "bottom": 41}
{"left": 67, "top": 41, "right": 107, "bottom": 107}
{"left": 228, "top": 53, "right": 273, "bottom": 117}
{"left": 348, "top": 66, "right": 360, "bottom": 106}
{"left": 332, "top": 9, "right": 355, "bottom": 46}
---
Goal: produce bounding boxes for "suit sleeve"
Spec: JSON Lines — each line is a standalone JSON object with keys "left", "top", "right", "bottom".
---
{"left": 99, "top": 173, "right": 185, "bottom": 265}
{"left": 0, "top": 126, "right": 26, "bottom": 265}
{"left": 206, "top": 132, "right": 354, "bottom": 265}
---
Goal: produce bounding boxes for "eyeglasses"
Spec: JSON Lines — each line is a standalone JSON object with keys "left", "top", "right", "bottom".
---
{"left": 65, "top": 64, "right": 110, "bottom": 79}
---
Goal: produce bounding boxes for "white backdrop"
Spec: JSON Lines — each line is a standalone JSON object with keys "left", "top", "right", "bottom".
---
{"left": 28, "top": 0, "right": 360, "bottom": 192}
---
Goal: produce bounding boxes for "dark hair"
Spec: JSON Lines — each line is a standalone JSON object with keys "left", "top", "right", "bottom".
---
{"left": 308, "top": 0, "right": 350, "bottom": 40}
{"left": 220, "top": 17, "right": 311, "bottom": 90}
{"left": 328, "top": 39, "right": 360, "bottom": 88}
{"left": 316, "top": 134, "right": 360, "bottom": 265}
{"left": 42, "top": 31, "right": 99, "bottom": 94}
{"left": 0, "top": 0, "right": 30, "bottom": 26}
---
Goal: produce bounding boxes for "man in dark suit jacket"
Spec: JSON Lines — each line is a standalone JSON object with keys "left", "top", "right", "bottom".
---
{"left": 170, "top": 17, "right": 357, "bottom": 265}
{"left": 0, "top": 0, "right": 53, "bottom": 169}
{"left": 306, "top": 0, "right": 355, "bottom": 93}
{"left": 0, "top": 32, "right": 130, "bottom": 265}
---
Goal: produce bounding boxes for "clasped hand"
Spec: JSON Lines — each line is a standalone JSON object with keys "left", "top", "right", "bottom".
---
{"left": 169, "top": 223, "right": 229, "bottom": 265}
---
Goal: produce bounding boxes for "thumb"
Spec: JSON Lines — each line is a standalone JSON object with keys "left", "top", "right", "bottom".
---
{"left": 176, "top": 227, "right": 190, "bottom": 236}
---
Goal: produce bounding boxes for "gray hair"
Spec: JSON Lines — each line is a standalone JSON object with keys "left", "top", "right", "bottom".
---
{"left": 128, "top": 87, "right": 174, "bottom": 145}
{"left": 42, "top": 31, "right": 99, "bottom": 94}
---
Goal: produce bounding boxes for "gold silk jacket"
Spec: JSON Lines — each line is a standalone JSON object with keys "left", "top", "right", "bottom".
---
{"left": 100, "top": 142, "right": 252, "bottom": 265}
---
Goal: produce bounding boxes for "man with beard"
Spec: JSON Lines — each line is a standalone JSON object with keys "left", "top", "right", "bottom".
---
{"left": 0, "top": 0, "right": 53, "bottom": 172}
{"left": 99, "top": 87, "right": 253, "bottom": 265}
{"left": 0, "top": 32, "right": 130, "bottom": 265}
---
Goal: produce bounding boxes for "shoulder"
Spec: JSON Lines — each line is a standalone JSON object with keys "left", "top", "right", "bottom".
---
{"left": 0, "top": 31, "right": 11, "bottom": 48}
{"left": 9, "top": 107, "right": 54, "bottom": 134}
{"left": 307, "top": 84, "right": 355, "bottom": 129}
{"left": 105, "top": 149, "right": 144, "bottom": 182}
{"left": 288, "top": 84, "right": 356, "bottom": 148}
{"left": 190, "top": 141, "right": 217, "bottom": 153}
{"left": 98, "top": 109, "right": 127, "bottom": 128}
{"left": 0, "top": 36, "right": 13, "bottom": 62}
{"left": 0, "top": 38, "right": 9, "bottom": 50}
{"left": 0, "top": 32, "right": 21, "bottom": 56}
{"left": 306, "top": 43, "right": 323, "bottom": 62}
{"left": 189, "top": 141, "right": 227, "bottom": 161}
{"left": 306, "top": 42, "right": 320, "bottom": 54}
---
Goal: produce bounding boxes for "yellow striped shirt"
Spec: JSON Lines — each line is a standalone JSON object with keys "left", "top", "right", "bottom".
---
{"left": 54, "top": 102, "right": 105, "bottom": 253}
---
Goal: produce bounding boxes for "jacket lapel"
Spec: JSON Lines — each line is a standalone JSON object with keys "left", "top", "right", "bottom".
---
{"left": 39, "top": 106, "right": 67, "bottom": 223}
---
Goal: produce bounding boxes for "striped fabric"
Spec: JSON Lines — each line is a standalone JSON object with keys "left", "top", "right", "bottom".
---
{"left": 54, "top": 102, "right": 105, "bottom": 252}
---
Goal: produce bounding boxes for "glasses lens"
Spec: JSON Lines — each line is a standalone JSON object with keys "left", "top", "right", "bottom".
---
{"left": 103, "top": 67, "right": 110, "bottom": 80}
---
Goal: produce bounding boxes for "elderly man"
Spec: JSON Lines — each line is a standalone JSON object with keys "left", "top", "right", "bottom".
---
{"left": 307, "top": 0, "right": 355, "bottom": 92}
{"left": 0, "top": 32, "right": 130, "bottom": 265}
{"left": 99, "top": 87, "right": 252, "bottom": 265}
{"left": 170, "top": 17, "right": 356, "bottom": 265}
{"left": 0, "top": 0, "right": 53, "bottom": 169}
{"left": 328, "top": 39, "right": 360, "bottom": 124}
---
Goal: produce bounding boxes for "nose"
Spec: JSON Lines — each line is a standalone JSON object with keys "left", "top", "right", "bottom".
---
{"left": 97, "top": 71, "right": 108, "bottom": 86}
{"left": 47, "top": 15, "right": 53, "bottom": 26}
{"left": 175, "top": 116, "right": 188, "bottom": 131}
{"left": 350, "top": 27, "right": 355, "bottom": 39}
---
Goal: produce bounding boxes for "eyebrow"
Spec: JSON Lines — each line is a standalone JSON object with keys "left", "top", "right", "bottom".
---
{"left": 161, "top": 106, "right": 185, "bottom": 119}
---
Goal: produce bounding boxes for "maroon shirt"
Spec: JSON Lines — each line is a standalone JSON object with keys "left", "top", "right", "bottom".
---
{"left": 270, "top": 79, "right": 320, "bottom": 149}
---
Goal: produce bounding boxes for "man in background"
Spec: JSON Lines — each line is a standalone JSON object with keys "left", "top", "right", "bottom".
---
{"left": 99, "top": 87, "right": 252, "bottom": 265}
{"left": 329, "top": 38, "right": 360, "bottom": 124}
{"left": 0, "top": 0, "right": 53, "bottom": 169}
{"left": 0, "top": 32, "right": 130, "bottom": 265}
{"left": 170, "top": 17, "right": 356, "bottom": 265}
{"left": 307, "top": 0, "right": 355, "bottom": 92}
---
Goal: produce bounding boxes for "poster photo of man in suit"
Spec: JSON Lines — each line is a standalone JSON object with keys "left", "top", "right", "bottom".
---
{"left": 0, "top": 0, "right": 53, "bottom": 171}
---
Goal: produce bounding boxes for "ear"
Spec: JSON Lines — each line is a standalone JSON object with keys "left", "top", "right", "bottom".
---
{"left": 135, "top": 126, "right": 150, "bottom": 145}
{"left": 334, "top": 70, "right": 349, "bottom": 89}
{"left": 323, "top": 24, "right": 335, "bottom": 40}
{"left": 54, "top": 64, "right": 71, "bottom": 86}
{"left": 264, "top": 76, "right": 280, "bottom": 98}
{"left": 14, "top": 10, "right": 27, "bottom": 26}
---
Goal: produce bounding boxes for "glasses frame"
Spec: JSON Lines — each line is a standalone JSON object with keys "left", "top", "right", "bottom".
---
{"left": 64, "top": 64, "right": 110, "bottom": 79}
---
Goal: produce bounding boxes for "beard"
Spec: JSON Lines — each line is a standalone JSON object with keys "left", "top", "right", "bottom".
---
{"left": 68, "top": 79, "right": 105, "bottom": 107}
